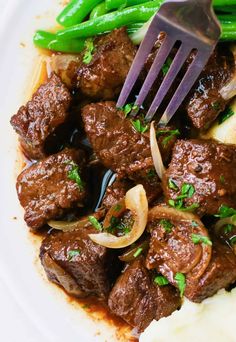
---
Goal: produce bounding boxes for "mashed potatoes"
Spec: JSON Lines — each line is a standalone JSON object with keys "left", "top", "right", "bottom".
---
{"left": 140, "top": 289, "right": 236, "bottom": 342}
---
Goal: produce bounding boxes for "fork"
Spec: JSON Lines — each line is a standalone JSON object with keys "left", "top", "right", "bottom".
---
{"left": 117, "top": 0, "right": 221, "bottom": 125}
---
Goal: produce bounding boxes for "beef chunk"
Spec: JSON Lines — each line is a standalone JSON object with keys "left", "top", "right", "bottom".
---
{"left": 108, "top": 257, "right": 180, "bottom": 332}
{"left": 102, "top": 178, "right": 133, "bottom": 209}
{"left": 185, "top": 237, "right": 236, "bottom": 302}
{"left": 16, "top": 148, "right": 86, "bottom": 231}
{"left": 77, "top": 28, "right": 136, "bottom": 100}
{"left": 40, "top": 226, "right": 121, "bottom": 299}
{"left": 185, "top": 45, "right": 235, "bottom": 129}
{"left": 11, "top": 73, "right": 71, "bottom": 160}
{"left": 163, "top": 139, "right": 236, "bottom": 216}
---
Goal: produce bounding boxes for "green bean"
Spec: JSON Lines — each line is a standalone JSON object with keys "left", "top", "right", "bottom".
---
{"left": 57, "top": 0, "right": 103, "bottom": 27}
{"left": 57, "top": 0, "right": 163, "bottom": 39}
{"left": 105, "top": 0, "right": 150, "bottom": 11}
{"left": 33, "top": 30, "right": 85, "bottom": 53}
{"left": 90, "top": 2, "right": 108, "bottom": 19}
{"left": 213, "top": 0, "right": 236, "bottom": 7}
{"left": 127, "top": 22, "right": 145, "bottom": 35}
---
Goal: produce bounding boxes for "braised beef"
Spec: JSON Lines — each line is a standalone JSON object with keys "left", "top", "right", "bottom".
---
{"left": 77, "top": 28, "right": 136, "bottom": 100}
{"left": 185, "top": 237, "right": 236, "bottom": 302}
{"left": 163, "top": 139, "right": 236, "bottom": 216}
{"left": 40, "top": 226, "right": 121, "bottom": 299}
{"left": 102, "top": 178, "right": 134, "bottom": 209}
{"left": 108, "top": 257, "right": 180, "bottom": 332}
{"left": 16, "top": 148, "right": 86, "bottom": 231}
{"left": 10, "top": 73, "right": 71, "bottom": 160}
{"left": 185, "top": 45, "right": 235, "bottom": 129}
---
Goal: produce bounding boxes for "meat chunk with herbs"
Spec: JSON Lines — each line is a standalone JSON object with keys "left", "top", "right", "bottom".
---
{"left": 10, "top": 73, "right": 71, "bottom": 160}
{"left": 16, "top": 148, "right": 86, "bottom": 231}
{"left": 77, "top": 28, "right": 136, "bottom": 100}
{"left": 163, "top": 139, "right": 236, "bottom": 216}
{"left": 108, "top": 257, "right": 180, "bottom": 332}
{"left": 146, "top": 206, "right": 212, "bottom": 287}
{"left": 40, "top": 226, "right": 121, "bottom": 299}
{"left": 185, "top": 237, "right": 236, "bottom": 302}
{"left": 185, "top": 45, "right": 235, "bottom": 129}
{"left": 102, "top": 178, "right": 134, "bottom": 209}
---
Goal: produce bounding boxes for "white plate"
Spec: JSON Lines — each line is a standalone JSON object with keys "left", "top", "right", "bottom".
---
{"left": 0, "top": 1, "right": 131, "bottom": 341}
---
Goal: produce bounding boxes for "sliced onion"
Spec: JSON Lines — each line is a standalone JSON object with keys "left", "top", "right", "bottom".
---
{"left": 119, "top": 239, "right": 149, "bottom": 262}
{"left": 48, "top": 210, "right": 105, "bottom": 232}
{"left": 148, "top": 205, "right": 212, "bottom": 280}
{"left": 150, "top": 121, "right": 166, "bottom": 180}
{"left": 89, "top": 185, "right": 148, "bottom": 249}
{"left": 220, "top": 44, "right": 236, "bottom": 100}
{"left": 215, "top": 214, "right": 236, "bottom": 232}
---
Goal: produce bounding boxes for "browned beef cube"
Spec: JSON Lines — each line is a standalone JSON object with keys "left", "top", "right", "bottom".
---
{"left": 108, "top": 257, "right": 180, "bottom": 332}
{"left": 102, "top": 178, "right": 133, "bottom": 209}
{"left": 16, "top": 148, "right": 86, "bottom": 231}
{"left": 185, "top": 46, "right": 235, "bottom": 129}
{"left": 77, "top": 28, "right": 136, "bottom": 100}
{"left": 163, "top": 139, "right": 236, "bottom": 216}
{"left": 185, "top": 238, "right": 236, "bottom": 302}
{"left": 40, "top": 227, "right": 121, "bottom": 299}
{"left": 11, "top": 73, "right": 71, "bottom": 160}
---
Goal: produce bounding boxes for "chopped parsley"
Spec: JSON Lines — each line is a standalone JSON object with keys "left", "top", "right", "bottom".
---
{"left": 218, "top": 107, "right": 234, "bottom": 124}
{"left": 174, "top": 272, "right": 186, "bottom": 297}
{"left": 160, "top": 219, "right": 173, "bottom": 233}
{"left": 147, "top": 169, "right": 156, "bottom": 179}
{"left": 211, "top": 101, "right": 221, "bottom": 111}
{"left": 191, "top": 234, "right": 212, "bottom": 246}
{"left": 131, "top": 119, "right": 148, "bottom": 133}
{"left": 114, "top": 203, "right": 122, "bottom": 212}
{"left": 133, "top": 247, "right": 143, "bottom": 258}
{"left": 67, "top": 162, "right": 84, "bottom": 190}
{"left": 224, "top": 224, "right": 234, "bottom": 234}
{"left": 220, "top": 175, "right": 225, "bottom": 184}
{"left": 154, "top": 275, "right": 169, "bottom": 286}
{"left": 215, "top": 205, "right": 236, "bottom": 218}
{"left": 162, "top": 57, "right": 172, "bottom": 76}
{"left": 191, "top": 220, "right": 199, "bottom": 227}
{"left": 83, "top": 38, "right": 95, "bottom": 64}
{"left": 168, "top": 183, "right": 198, "bottom": 211}
{"left": 88, "top": 216, "right": 103, "bottom": 231}
{"left": 82, "top": 304, "right": 91, "bottom": 309}
{"left": 168, "top": 178, "right": 179, "bottom": 191}
{"left": 117, "top": 103, "right": 139, "bottom": 117}
{"left": 67, "top": 249, "right": 81, "bottom": 261}
{"left": 156, "top": 129, "right": 180, "bottom": 146}
{"left": 230, "top": 236, "right": 236, "bottom": 245}
{"left": 107, "top": 216, "right": 131, "bottom": 235}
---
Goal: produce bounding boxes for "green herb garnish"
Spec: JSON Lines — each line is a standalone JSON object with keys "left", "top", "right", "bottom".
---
{"left": 218, "top": 107, "right": 234, "bottom": 124}
{"left": 133, "top": 247, "right": 143, "bottom": 258}
{"left": 168, "top": 178, "right": 179, "bottom": 191}
{"left": 230, "top": 236, "right": 236, "bottom": 245}
{"left": 88, "top": 216, "right": 103, "bottom": 231}
{"left": 160, "top": 219, "right": 173, "bottom": 233}
{"left": 162, "top": 57, "right": 172, "bottom": 76}
{"left": 117, "top": 103, "right": 139, "bottom": 117}
{"left": 156, "top": 129, "right": 180, "bottom": 146}
{"left": 215, "top": 205, "right": 236, "bottom": 218}
{"left": 174, "top": 272, "right": 186, "bottom": 297}
{"left": 191, "top": 220, "right": 199, "bottom": 227}
{"left": 83, "top": 38, "right": 94, "bottom": 64}
{"left": 67, "top": 162, "right": 84, "bottom": 190}
{"left": 114, "top": 203, "right": 122, "bottom": 212}
{"left": 154, "top": 275, "right": 169, "bottom": 286}
{"left": 131, "top": 119, "right": 148, "bottom": 133}
{"left": 147, "top": 169, "right": 156, "bottom": 179}
{"left": 67, "top": 249, "right": 80, "bottom": 261}
{"left": 212, "top": 101, "right": 221, "bottom": 111}
{"left": 191, "top": 234, "right": 212, "bottom": 246}
{"left": 224, "top": 224, "right": 234, "bottom": 233}
{"left": 220, "top": 175, "right": 225, "bottom": 184}
{"left": 168, "top": 183, "right": 198, "bottom": 211}
{"left": 107, "top": 216, "right": 131, "bottom": 235}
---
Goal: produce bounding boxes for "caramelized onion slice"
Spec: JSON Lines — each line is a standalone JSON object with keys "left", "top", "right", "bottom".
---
{"left": 215, "top": 215, "right": 236, "bottom": 231}
{"left": 150, "top": 121, "right": 166, "bottom": 180}
{"left": 148, "top": 206, "right": 212, "bottom": 280}
{"left": 48, "top": 210, "right": 105, "bottom": 232}
{"left": 89, "top": 185, "right": 148, "bottom": 248}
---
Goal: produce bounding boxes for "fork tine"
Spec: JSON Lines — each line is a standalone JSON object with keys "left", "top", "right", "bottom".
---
{"left": 145, "top": 43, "right": 192, "bottom": 122}
{"left": 133, "top": 35, "right": 176, "bottom": 114}
{"left": 159, "top": 48, "right": 213, "bottom": 126}
{"left": 116, "top": 17, "right": 160, "bottom": 108}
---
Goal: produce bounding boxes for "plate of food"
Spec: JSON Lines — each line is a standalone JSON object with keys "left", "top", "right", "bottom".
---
{"left": 1, "top": 0, "right": 236, "bottom": 341}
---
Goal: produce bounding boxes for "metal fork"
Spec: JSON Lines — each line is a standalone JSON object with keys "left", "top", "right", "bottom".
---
{"left": 117, "top": 0, "right": 221, "bottom": 125}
